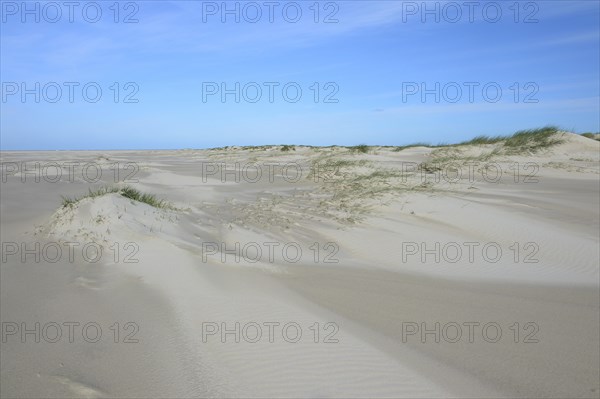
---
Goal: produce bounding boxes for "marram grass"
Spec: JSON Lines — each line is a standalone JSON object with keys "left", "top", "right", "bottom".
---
{"left": 61, "top": 186, "right": 176, "bottom": 210}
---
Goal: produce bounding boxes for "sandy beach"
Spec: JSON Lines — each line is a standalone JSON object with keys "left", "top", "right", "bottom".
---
{"left": 1, "top": 131, "right": 599, "bottom": 398}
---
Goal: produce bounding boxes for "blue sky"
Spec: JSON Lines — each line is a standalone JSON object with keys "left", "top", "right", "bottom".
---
{"left": 1, "top": 0, "right": 599, "bottom": 150}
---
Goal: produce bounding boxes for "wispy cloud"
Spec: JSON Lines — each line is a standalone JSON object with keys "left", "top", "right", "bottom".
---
{"left": 540, "top": 31, "right": 600, "bottom": 46}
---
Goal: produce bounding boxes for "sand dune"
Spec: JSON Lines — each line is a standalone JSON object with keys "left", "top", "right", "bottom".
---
{"left": 1, "top": 132, "right": 599, "bottom": 397}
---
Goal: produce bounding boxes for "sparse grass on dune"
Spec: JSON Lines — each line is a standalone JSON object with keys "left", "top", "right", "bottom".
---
{"left": 205, "top": 126, "right": 568, "bottom": 153}
{"left": 503, "top": 126, "right": 563, "bottom": 152}
{"left": 61, "top": 186, "right": 121, "bottom": 208}
{"left": 198, "top": 126, "right": 580, "bottom": 226}
{"left": 581, "top": 132, "right": 600, "bottom": 141}
{"left": 395, "top": 126, "right": 562, "bottom": 153}
{"left": 457, "top": 126, "right": 563, "bottom": 153}
{"left": 394, "top": 126, "right": 563, "bottom": 159}
{"left": 393, "top": 143, "right": 434, "bottom": 152}
{"left": 348, "top": 144, "right": 370, "bottom": 154}
{"left": 309, "top": 127, "right": 564, "bottom": 222}
{"left": 61, "top": 186, "right": 176, "bottom": 210}
{"left": 420, "top": 147, "right": 502, "bottom": 172}
{"left": 120, "top": 186, "right": 174, "bottom": 209}
{"left": 458, "top": 135, "right": 506, "bottom": 145}
{"left": 306, "top": 158, "right": 371, "bottom": 181}
{"left": 414, "top": 127, "right": 565, "bottom": 176}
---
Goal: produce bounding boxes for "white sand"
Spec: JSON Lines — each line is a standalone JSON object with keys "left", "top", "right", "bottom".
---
{"left": 1, "top": 132, "right": 599, "bottom": 398}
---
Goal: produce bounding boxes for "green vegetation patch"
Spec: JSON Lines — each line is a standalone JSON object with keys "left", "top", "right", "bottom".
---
{"left": 61, "top": 186, "right": 176, "bottom": 210}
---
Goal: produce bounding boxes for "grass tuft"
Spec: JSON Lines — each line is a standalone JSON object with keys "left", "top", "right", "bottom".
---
{"left": 61, "top": 186, "right": 176, "bottom": 210}
{"left": 120, "top": 186, "right": 172, "bottom": 209}
{"left": 349, "top": 144, "right": 369, "bottom": 154}
{"left": 281, "top": 145, "right": 295, "bottom": 152}
{"left": 61, "top": 186, "right": 120, "bottom": 208}
{"left": 458, "top": 135, "right": 505, "bottom": 145}
{"left": 504, "top": 126, "right": 562, "bottom": 152}
{"left": 391, "top": 126, "right": 563, "bottom": 155}
{"left": 581, "top": 132, "right": 600, "bottom": 141}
